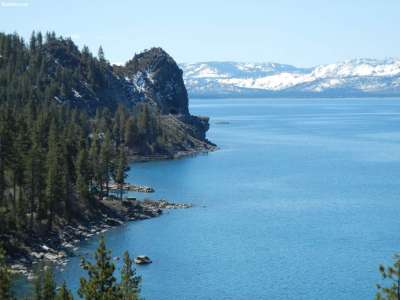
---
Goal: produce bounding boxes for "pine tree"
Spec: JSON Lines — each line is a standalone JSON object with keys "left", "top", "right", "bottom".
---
{"left": 37, "top": 31, "right": 43, "bottom": 48}
{"left": 78, "top": 237, "right": 120, "bottom": 300}
{"left": 112, "top": 147, "right": 129, "bottom": 201}
{"left": 0, "top": 113, "right": 11, "bottom": 221}
{"left": 0, "top": 246, "right": 14, "bottom": 300}
{"left": 119, "top": 251, "right": 141, "bottom": 300}
{"left": 81, "top": 45, "right": 91, "bottom": 65}
{"left": 14, "top": 117, "right": 30, "bottom": 230}
{"left": 124, "top": 117, "right": 138, "bottom": 149}
{"left": 61, "top": 129, "right": 75, "bottom": 220}
{"left": 98, "top": 46, "right": 106, "bottom": 65}
{"left": 33, "top": 266, "right": 58, "bottom": 300}
{"left": 55, "top": 282, "right": 74, "bottom": 300}
{"left": 42, "top": 267, "right": 57, "bottom": 300}
{"left": 99, "top": 130, "right": 113, "bottom": 196}
{"left": 76, "top": 147, "right": 90, "bottom": 205}
{"left": 89, "top": 133, "right": 101, "bottom": 195}
{"left": 45, "top": 120, "right": 64, "bottom": 231}
{"left": 376, "top": 254, "right": 400, "bottom": 300}
{"left": 33, "top": 270, "right": 43, "bottom": 300}
{"left": 29, "top": 31, "right": 37, "bottom": 53}
{"left": 25, "top": 128, "right": 43, "bottom": 227}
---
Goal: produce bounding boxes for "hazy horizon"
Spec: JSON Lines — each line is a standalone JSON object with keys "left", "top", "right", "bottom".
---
{"left": 1, "top": 0, "right": 399, "bottom": 67}
{"left": 178, "top": 57, "right": 400, "bottom": 68}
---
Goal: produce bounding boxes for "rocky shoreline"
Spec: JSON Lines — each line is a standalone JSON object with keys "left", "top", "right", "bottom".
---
{"left": 5, "top": 146, "right": 215, "bottom": 280}
{"left": 130, "top": 143, "right": 218, "bottom": 162}
{"left": 7, "top": 198, "right": 192, "bottom": 280}
{"left": 5, "top": 145, "right": 217, "bottom": 280}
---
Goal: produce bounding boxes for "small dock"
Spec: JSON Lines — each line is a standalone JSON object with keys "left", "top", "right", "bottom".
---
{"left": 109, "top": 183, "right": 155, "bottom": 193}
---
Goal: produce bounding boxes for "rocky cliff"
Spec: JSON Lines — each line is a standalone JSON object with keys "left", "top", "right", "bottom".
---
{"left": 0, "top": 31, "right": 215, "bottom": 158}
{"left": 122, "top": 47, "right": 189, "bottom": 115}
{"left": 115, "top": 48, "right": 216, "bottom": 158}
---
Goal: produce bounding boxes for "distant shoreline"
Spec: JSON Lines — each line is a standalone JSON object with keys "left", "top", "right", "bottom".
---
{"left": 189, "top": 95, "right": 400, "bottom": 99}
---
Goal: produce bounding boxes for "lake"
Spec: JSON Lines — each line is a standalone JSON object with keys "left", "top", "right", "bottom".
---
{"left": 57, "top": 98, "right": 400, "bottom": 300}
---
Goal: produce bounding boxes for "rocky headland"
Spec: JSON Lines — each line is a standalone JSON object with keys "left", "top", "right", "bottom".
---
{"left": 113, "top": 47, "right": 217, "bottom": 159}
{"left": 0, "top": 34, "right": 213, "bottom": 280}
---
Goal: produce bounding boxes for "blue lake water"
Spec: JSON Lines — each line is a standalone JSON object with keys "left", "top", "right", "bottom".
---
{"left": 58, "top": 98, "right": 400, "bottom": 300}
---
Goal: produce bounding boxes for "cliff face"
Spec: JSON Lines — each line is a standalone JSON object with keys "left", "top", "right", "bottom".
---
{"left": 0, "top": 31, "right": 214, "bottom": 158}
{"left": 33, "top": 39, "right": 215, "bottom": 157}
{"left": 122, "top": 48, "right": 189, "bottom": 115}
{"left": 114, "top": 47, "right": 215, "bottom": 158}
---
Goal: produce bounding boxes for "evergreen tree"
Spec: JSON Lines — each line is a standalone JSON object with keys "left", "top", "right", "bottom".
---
{"left": 42, "top": 267, "right": 57, "bottom": 300}
{"left": 0, "top": 112, "right": 12, "bottom": 227}
{"left": 61, "top": 129, "right": 75, "bottom": 220}
{"left": 98, "top": 46, "right": 106, "bottom": 65}
{"left": 55, "top": 282, "right": 74, "bottom": 300}
{"left": 99, "top": 130, "right": 113, "bottom": 196}
{"left": 25, "top": 128, "right": 44, "bottom": 227}
{"left": 124, "top": 117, "right": 138, "bottom": 149}
{"left": 45, "top": 120, "right": 64, "bottom": 231}
{"left": 376, "top": 254, "right": 400, "bottom": 300}
{"left": 76, "top": 147, "right": 90, "bottom": 205}
{"left": 119, "top": 251, "right": 141, "bottom": 300}
{"left": 0, "top": 246, "right": 14, "bottom": 300}
{"left": 14, "top": 117, "right": 30, "bottom": 230}
{"left": 29, "top": 31, "right": 37, "bottom": 53}
{"left": 33, "top": 270, "right": 43, "bottom": 300}
{"left": 0, "top": 32, "right": 171, "bottom": 280}
{"left": 112, "top": 147, "right": 129, "bottom": 201}
{"left": 78, "top": 237, "right": 120, "bottom": 300}
{"left": 89, "top": 133, "right": 101, "bottom": 195}
{"left": 33, "top": 266, "right": 58, "bottom": 300}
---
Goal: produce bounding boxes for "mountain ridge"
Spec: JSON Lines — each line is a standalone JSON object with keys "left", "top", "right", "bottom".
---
{"left": 180, "top": 58, "right": 400, "bottom": 98}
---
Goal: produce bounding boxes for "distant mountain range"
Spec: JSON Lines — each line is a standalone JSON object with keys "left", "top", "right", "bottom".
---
{"left": 180, "top": 59, "right": 400, "bottom": 98}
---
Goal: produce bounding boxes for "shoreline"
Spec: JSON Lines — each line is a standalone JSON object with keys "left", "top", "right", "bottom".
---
{"left": 6, "top": 146, "right": 216, "bottom": 280}
{"left": 8, "top": 198, "right": 192, "bottom": 280}
{"left": 129, "top": 142, "right": 218, "bottom": 162}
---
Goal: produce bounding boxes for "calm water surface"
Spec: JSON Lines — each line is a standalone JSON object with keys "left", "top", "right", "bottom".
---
{"left": 58, "top": 98, "right": 400, "bottom": 300}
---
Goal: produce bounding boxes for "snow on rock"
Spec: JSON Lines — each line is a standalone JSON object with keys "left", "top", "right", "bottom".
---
{"left": 131, "top": 71, "right": 149, "bottom": 93}
{"left": 73, "top": 89, "right": 82, "bottom": 98}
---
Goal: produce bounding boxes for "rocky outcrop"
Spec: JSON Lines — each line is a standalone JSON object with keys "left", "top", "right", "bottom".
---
{"left": 123, "top": 47, "right": 189, "bottom": 116}
{"left": 178, "top": 115, "right": 210, "bottom": 140}
{"left": 114, "top": 48, "right": 216, "bottom": 159}
{"left": 35, "top": 39, "right": 214, "bottom": 158}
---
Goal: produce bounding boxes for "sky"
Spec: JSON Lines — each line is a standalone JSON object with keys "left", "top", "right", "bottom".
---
{"left": 0, "top": 0, "right": 399, "bottom": 67}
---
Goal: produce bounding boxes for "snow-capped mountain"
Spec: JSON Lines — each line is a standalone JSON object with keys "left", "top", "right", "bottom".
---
{"left": 180, "top": 59, "right": 400, "bottom": 97}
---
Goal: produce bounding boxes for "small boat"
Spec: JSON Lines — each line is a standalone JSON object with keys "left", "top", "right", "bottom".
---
{"left": 134, "top": 255, "right": 152, "bottom": 265}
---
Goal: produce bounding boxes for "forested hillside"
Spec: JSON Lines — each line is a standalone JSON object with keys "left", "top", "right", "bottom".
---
{"left": 0, "top": 32, "right": 214, "bottom": 259}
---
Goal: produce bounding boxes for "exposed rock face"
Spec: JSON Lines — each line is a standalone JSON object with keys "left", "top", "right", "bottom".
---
{"left": 30, "top": 40, "right": 214, "bottom": 157}
{"left": 123, "top": 47, "right": 189, "bottom": 115}
{"left": 178, "top": 115, "right": 210, "bottom": 140}
{"left": 115, "top": 47, "right": 215, "bottom": 158}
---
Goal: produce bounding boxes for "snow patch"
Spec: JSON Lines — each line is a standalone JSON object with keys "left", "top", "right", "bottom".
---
{"left": 73, "top": 89, "right": 82, "bottom": 98}
{"left": 182, "top": 58, "right": 400, "bottom": 93}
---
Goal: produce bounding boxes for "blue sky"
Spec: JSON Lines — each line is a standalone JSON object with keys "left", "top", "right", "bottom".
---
{"left": 0, "top": 0, "right": 398, "bottom": 66}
